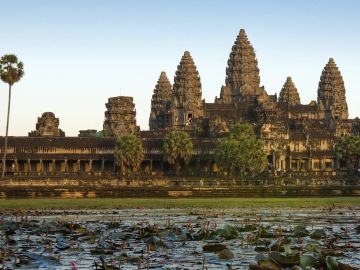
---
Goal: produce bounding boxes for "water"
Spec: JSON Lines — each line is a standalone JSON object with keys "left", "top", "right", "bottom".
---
{"left": 0, "top": 206, "right": 359, "bottom": 269}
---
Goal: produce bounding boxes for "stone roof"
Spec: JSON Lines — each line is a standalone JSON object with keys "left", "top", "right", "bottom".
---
{"left": 0, "top": 136, "right": 115, "bottom": 148}
{"left": 204, "top": 103, "right": 235, "bottom": 111}
{"left": 279, "top": 77, "right": 300, "bottom": 106}
{"left": 288, "top": 104, "right": 318, "bottom": 113}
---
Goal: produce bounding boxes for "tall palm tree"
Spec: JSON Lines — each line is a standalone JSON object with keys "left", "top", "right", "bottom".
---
{"left": 114, "top": 134, "right": 144, "bottom": 177}
{"left": 163, "top": 131, "right": 193, "bottom": 175}
{"left": 0, "top": 54, "right": 24, "bottom": 179}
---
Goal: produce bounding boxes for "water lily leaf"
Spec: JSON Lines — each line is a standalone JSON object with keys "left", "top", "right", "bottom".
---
{"left": 300, "top": 254, "right": 317, "bottom": 269}
{"left": 217, "top": 248, "right": 234, "bottom": 260}
{"left": 259, "top": 258, "right": 281, "bottom": 270}
{"left": 203, "top": 243, "right": 227, "bottom": 252}
{"left": 326, "top": 256, "right": 340, "bottom": 270}
{"left": 238, "top": 224, "right": 257, "bottom": 232}
{"left": 216, "top": 225, "right": 238, "bottom": 239}
{"left": 310, "top": 229, "right": 325, "bottom": 239}
{"left": 283, "top": 244, "right": 292, "bottom": 255}
{"left": 269, "top": 251, "right": 300, "bottom": 267}
{"left": 294, "top": 225, "right": 309, "bottom": 237}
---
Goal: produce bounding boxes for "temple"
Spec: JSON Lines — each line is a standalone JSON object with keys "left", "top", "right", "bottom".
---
{"left": 1, "top": 29, "right": 359, "bottom": 183}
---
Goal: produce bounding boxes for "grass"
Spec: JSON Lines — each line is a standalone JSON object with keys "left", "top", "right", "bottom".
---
{"left": 0, "top": 197, "right": 360, "bottom": 210}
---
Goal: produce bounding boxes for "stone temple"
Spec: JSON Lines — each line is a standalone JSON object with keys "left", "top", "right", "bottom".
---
{"left": 1, "top": 28, "right": 360, "bottom": 183}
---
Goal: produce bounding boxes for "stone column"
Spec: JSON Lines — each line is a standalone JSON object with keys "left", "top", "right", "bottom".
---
{"left": 14, "top": 159, "right": 19, "bottom": 172}
{"left": 27, "top": 159, "right": 31, "bottom": 172}
{"left": 76, "top": 160, "right": 80, "bottom": 172}
{"left": 52, "top": 159, "right": 56, "bottom": 172}
{"left": 64, "top": 159, "right": 68, "bottom": 172}
{"left": 101, "top": 158, "right": 105, "bottom": 171}
{"left": 37, "top": 160, "right": 43, "bottom": 173}
{"left": 89, "top": 160, "right": 93, "bottom": 172}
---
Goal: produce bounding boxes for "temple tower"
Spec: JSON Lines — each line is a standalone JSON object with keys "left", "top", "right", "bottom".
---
{"left": 28, "top": 112, "right": 65, "bottom": 137}
{"left": 103, "top": 96, "right": 140, "bottom": 137}
{"left": 317, "top": 58, "right": 348, "bottom": 121}
{"left": 217, "top": 29, "right": 268, "bottom": 104}
{"left": 278, "top": 77, "right": 301, "bottom": 106}
{"left": 149, "top": 72, "right": 173, "bottom": 130}
{"left": 172, "top": 51, "right": 203, "bottom": 129}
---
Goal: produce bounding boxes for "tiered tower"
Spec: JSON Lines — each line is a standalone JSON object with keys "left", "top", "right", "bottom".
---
{"left": 217, "top": 29, "right": 268, "bottom": 103}
{"left": 278, "top": 77, "right": 301, "bottom": 106}
{"left": 28, "top": 112, "right": 65, "bottom": 137}
{"left": 172, "top": 51, "right": 203, "bottom": 129}
{"left": 103, "top": 96, "right": 140, "bottom": 137}
{"left": 317, "top": 58, "right": 348, "bottom": 121}
{"left": 149, "top": 72, "right": 173, "bottom": 130}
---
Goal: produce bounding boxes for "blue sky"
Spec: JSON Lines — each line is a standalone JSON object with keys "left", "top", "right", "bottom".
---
{"left": 0, "top": 0, "right": 359, "bottom": 136}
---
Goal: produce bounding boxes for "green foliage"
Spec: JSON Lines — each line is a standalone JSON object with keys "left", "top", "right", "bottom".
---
{"left": 334, "top": 135, "right": 360, "bottom": 159}
{"left": 215, "top": 123, "right": 267, "bottom": 177}
{"left": 114, "top": 134, "right": 144, "bottom": 175}
{"left": 0, "top": 54, "right": 24, "bottom": 86}
{"left": 163, "top": 131, "right": 193, "bottom": 173}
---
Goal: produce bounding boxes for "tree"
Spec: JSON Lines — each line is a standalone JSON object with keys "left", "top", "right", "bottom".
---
{"left": 163, "top": 130, "right": 193, "bottom": 174}
{"left": 215, "top": 123, "right": 267, "bottom": 184}
{"left": 334, "top": 135, "right": 360, "bottom": 171}
{"left": 114, "top": 134, "right": 144, "bottom": 177}
{"left": 0, "top": 55, "right": 24, "bottom": 179}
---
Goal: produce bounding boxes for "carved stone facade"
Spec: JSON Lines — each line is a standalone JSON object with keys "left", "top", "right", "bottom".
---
{"left": 28, "top": 112, "right": 65, "bottom": 137}
{"left": 103, "top": 96, "right": 140, "bottom": 137}
{"left": 1, "top": 28, "right": 358, "bottom": 181}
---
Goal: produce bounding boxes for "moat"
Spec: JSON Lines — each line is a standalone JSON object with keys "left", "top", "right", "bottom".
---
{"left": 1, "top": 206, "right": 359, "bottom": 269}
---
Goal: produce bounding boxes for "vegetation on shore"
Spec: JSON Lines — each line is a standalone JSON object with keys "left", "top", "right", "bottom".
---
{"left": 0, "top": 197, "right": 359, "bottom": 210}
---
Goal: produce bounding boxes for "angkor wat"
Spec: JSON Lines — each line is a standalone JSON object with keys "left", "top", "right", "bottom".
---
{"left": 1, "top": 29, "right": 359, "bottom": 184}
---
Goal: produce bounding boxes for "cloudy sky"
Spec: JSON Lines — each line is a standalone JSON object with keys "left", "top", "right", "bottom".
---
{"left": 0, "top": 0, "right": 359, "bottom": 136}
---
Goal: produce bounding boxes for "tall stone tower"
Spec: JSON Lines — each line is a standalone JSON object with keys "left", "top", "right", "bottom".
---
{"left": 317, "top": 58, "right": 348, "bottom": 121}
{"left": 278, "top": 77, "right": 301, "bottom": 106}
{"left": 103, "top": 96, "right": 140, "bottom": 137}
{"left": 149, "top": 72, "right": 173, "bottom": 130}
{"left": 217, "top": 29, "right": 268, "bottom": 103}
{"left": 172, "top": 51, "right": 203, "bottom": 129}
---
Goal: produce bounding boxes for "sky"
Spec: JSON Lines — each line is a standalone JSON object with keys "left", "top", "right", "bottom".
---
{"left": 0, "top": 0, "right": 359, "bottom": 136}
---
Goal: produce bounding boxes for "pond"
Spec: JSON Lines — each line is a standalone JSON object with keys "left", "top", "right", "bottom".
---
{"left": 0, "top": 206, "right": 359, "bottom": 269}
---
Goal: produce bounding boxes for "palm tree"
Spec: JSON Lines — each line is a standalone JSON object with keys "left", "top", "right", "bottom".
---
{"left": 0, "top": 54, "right": 24, "bottom": 179}
{"left": 163, "top": 130, "right": 193, "bottom": 175}
{"left": 114, "top": 134, "right": 144, "bottom": 177}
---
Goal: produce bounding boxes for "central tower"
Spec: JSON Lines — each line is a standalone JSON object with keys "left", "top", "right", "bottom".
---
{"left": 216, "top": 29, "right": 268, "bottom": 104}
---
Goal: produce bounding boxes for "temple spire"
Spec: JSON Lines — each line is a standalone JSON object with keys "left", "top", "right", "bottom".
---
{"left": 317, "top": 58, "right": 348, "bottom": 120}
{"left": 149, "top": 71, "right": 172, "bottom": 130}
{"left": 172, "top": 51, "right": 203, "bottom": 128}
{"left": 225, "top": 29, "right": 260, "bottom": 93}
{"left": 173, "top": 51, "right": 202, "bottom": 100}
{"left": 278, "top": 76, "right": 301, "bottom": 106}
